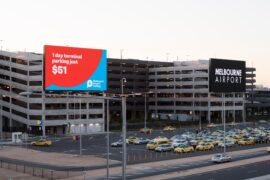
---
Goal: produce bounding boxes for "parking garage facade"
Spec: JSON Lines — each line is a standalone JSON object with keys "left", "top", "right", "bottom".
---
{"left": 148, "top": 60, "right": 256, "bottom": 124}
{"left": 0, "top": 50, "right": 256, "bottom": 134}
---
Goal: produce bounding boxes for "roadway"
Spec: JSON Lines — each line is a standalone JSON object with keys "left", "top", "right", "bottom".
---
{"left": 169, "top": 159, "right": 270, "bottom": 180}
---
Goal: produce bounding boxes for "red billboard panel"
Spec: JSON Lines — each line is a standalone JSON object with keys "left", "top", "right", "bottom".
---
{"left": 44, "top": 45, "right": 107, "bottom": 91}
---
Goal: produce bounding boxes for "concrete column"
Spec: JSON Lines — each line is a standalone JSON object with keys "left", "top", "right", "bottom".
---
{"left": 208, "top": 93, "right": 211, "bottom": 123}
{"left": 242, "top": 93, "right": 246, "bottom": 123}
{"left": 9, "top": 117, "right": 12, "bottom": 130}
{"left": 208, "top": 110, "right": 211, "bottom": 123}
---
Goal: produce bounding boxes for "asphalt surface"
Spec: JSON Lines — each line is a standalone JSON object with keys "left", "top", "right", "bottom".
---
{"left": 169, "top": 159, "right": 270, "bottom": 180}
{"left": 25, "top": 124, "right": 270, "bottom": 164}
{"left": 99, "top": 150, "right": 269, "bottom": 180}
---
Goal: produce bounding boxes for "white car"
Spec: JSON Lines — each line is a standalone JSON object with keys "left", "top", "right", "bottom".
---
{"left": 172, "top": 139, "right": 188, "bottom": 148}
{"left": 267, "top": 147, "right": 270, "bottom": 153}
{"left": 211, "top": 154, "right": 231, "bottom": 163}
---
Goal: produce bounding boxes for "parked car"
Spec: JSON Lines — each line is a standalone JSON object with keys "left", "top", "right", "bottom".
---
{"left": 155, "top": 144, "right": 174, "bottom": 152}
{"left": 127, "top": 136, "right": 137, "bottom": 144}
{"left": 111, "top": 140, "right": 128, "bottom": 147}
{"left": 207, "top": 123, "right": 217, "bottom": 128}
{"left": 195, "top": 143, "right": 214, "bottom": 151}
{"left": 218, "top": 140, "right": 235, "bottom": 148}
{"left": 134, "top": 138, "right": 150, "bottom": 145}
{"left": 211, "top": 154, "right": 231, "bottom": 163}
{"left": 238, "top": 138, "right": 255, "bottom": 145}
{"left": 163, "top": 126, "right": 176, "bottom": 132}
{"left": 152, "top": 136, "right": 170, "bottom": 143}
{"left": 146, "top": 141, "right": 168, "bottom": 150}
{"left": 267, "top": 147, "right": 270, "bottom": 153}
{"left": 31, "top": 139, "right": 52, "bottom": 146}
{"left": 139, "top": 128, "right": 152, "bottom": 134}
{"left": 255, "top": 136, "right": 268, "bottom": 143}
{"left": 174, "top": 144, "right": 194, "bottom": 153}
{"left": 172, "top": 139, "right": 189, "bottom": 148}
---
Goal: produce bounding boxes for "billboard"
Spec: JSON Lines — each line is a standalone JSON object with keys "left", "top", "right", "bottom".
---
{"left": 44, "top": 45, "right": 107, "bottom": 91}
{"left": 209, "top": 58, "right": 246, "bottom": 93}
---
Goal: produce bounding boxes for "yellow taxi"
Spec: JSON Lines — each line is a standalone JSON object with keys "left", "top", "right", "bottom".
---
{"left": 174, "top": 144, "right": 194, "bottom": 153}
{"left": 195, "top": 143, "right": 214, "bottom": 151}
{"left": 152, "top": 136, "right": 170, "bottom": 142}
{"left": 139, "top": 128, "right": 152, "bottom": 134}
{"left": 31, "top": 139, "right": 52, "bottom": 146}
{"left": 163, "top": 126, "right": 176, "bottom": 132}
{"left": 127, "top": 136, "right": 137, "bottom": 144}
{"left": 146, "top": 137, "right": 170, "bottom": 150}
{"left": 146, "top": 141, "right": 167, "bottom": 150}
{"left": 228, "top": 122, "right": 237, "bottom": 127}
{"left": 238, "top": 138, "right": 255, "bottom": 145}
{"left": 207, "top": 123, "right": 217, "bottom": 128}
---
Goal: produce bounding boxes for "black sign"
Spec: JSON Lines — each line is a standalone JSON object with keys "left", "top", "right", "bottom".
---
{"left": 209, "top": 58, "right": 246, "bottom": 93}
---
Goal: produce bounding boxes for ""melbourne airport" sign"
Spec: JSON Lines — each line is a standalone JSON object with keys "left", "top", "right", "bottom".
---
{"left": 209, "top": 58, "right": 246, "bottom": 93}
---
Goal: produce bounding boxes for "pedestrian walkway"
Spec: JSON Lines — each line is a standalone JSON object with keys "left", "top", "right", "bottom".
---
{"left": 0, "top": 146, "right": 120, "bottom": 168}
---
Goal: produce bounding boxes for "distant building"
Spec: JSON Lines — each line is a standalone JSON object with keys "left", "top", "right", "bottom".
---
{"left": 246, "top": 87, "right": 270, "bottom": 120}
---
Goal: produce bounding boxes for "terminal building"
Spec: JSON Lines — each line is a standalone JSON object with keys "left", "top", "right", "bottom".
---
{"left": 0, "top": 50, "right": 256, "bottom": 135}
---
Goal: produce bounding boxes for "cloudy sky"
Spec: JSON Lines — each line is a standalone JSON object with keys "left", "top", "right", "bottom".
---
{"left": 1, "top": 0, "right": 270, "bottom": 86}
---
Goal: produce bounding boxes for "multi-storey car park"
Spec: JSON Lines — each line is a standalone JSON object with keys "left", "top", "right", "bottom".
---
{"left": 148, "top": 60, "right": 256, "bottom": 124}
{"left": 0, "top": 49, "right": 256, "bottom": 135}
{"left": 0, "top": 50, "right": 105, "bottom": 135}
{"left": 107, "top": 58, "right": 171, "bottom": 124}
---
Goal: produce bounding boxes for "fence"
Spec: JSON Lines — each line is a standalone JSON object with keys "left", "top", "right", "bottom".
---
{"left": 0, "top": 158, "right": 84, "bottom": 180}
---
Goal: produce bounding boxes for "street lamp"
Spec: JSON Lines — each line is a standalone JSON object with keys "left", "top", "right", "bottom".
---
{"left": 143, "top": 91, "right": 153, "bottom": 129}
{"left": 120, "top": 78, "right": 127, "bottom": 180}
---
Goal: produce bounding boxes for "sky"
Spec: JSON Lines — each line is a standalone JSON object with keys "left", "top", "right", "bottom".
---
{"left": 1, "top": 0, "right": 270, "bottom": 87}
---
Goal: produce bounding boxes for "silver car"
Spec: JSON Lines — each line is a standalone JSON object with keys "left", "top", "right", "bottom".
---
{"left": 155, "top": 144, "right": 174, "bottom": 152}
{"left": 211, "top": 154, "right": 231, "bottom": 163}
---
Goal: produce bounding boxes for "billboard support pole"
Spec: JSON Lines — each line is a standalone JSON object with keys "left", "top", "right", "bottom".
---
{"left": 42, "top": 92, "right": 46, "bottom": 138}
{"left": 223, "top": 93, "right": 226, "bottom": 154}
{"left": 106, "top": 98, "right": 110, "bottom": 180}
{"left": 79, "top": 97, "right": 82, "bottom": 156}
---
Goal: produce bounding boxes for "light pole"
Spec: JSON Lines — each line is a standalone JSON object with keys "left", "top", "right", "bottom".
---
{"left": 106, "top": 98, "right": 110, "bottom": 180}
{"left": 120, "top": 78, "right": 127, "bottom": 180}
{"left": 143, "top": 91, "right": 153, "bottom": 129}
{"left": 223, "top": 93, "right": 226, "bottom": 154}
